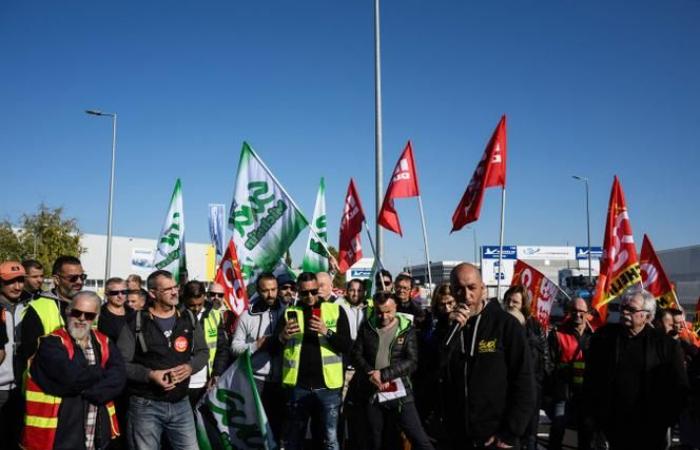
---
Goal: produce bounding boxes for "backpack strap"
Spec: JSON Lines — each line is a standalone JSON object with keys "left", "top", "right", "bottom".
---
{"left": 135, "top": 310, "right": 148, "bottom": 353}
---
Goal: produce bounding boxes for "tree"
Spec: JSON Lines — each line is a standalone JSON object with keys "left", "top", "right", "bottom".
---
{"left": 0, "top": 204, "right": 83, "bottom": 271}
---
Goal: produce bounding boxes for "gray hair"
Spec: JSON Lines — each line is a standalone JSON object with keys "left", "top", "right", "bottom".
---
{"left": 70, "top": 291, "right": 102, "bottom": 316}
{"left": 622, "top": 288, "right": 656, "bottom": 319}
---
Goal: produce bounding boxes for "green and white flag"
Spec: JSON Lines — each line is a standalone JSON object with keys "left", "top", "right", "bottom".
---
{"left": 228, "top": 142, "right": 308, "bottom": 283}
{"left": 154, "top": 178, "right": 187, "bottom": 282}
{"left": 302, "top": 177, "right": 329, "bottom": 273}
{"left": 195, "top": 349, "right": 277, "bottom": 450}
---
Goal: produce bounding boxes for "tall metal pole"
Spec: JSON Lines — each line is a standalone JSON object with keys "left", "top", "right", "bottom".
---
{"left": 472, "top": 227, "right": 478, "bottom": 264}
{"left": 584, "top": 178, "right": 592, "bottom": 285}
{"left": 496, "top": 187, "right": 506, "bottom": 301}
{"left": 573, "top": 175, "right": 593, "bottom": 286}
{"left": 374, "top": 0, "right": 384, "bottom": 261}
{"left": 106, "top": 114, "right": 117, "bottom": 283}
{"left": 86, "top": 109, "right": 117, "bottom": 285}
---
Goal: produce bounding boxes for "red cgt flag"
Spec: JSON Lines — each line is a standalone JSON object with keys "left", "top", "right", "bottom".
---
{"left": 451, "top": 115, "right": 507, "bottom": 232}
{"left": 338, "top": 179, "right": 366, "bottom": 273}
{"left": 378, "top": 141, "right": 420, "bottom": 236}
{"left": 591, "top": 176, "right": 642, "bottom": 324}
{"left": 511, "top": 259, "right": 560, "bottom": 329}
{"left": 215, "top": 238, "right": 249, "bottom": 317}
{"left": 640, "top": 234, "right": 679, "bottom": 310}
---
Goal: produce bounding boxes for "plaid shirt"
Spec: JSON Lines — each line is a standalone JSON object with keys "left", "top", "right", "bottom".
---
{"left": 83, "top": 339, "right": 98, "bottom": 450}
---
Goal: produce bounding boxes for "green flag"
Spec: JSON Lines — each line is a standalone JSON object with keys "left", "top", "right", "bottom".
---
{"left": 228, "top": 142, "right": 308, "bottom": 283}
{"left": 154, "top": 178, "right": 187, "bottom": 282}
{"left": 302, "top": 177, "right": 329, "bottom": 273}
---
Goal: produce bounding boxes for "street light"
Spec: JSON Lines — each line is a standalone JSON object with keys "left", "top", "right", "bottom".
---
{"left": 572, "top": 175, "right": 593, "bottom": 285}
{"left": 86, "top": 109, "right": 117, "bottom": 285}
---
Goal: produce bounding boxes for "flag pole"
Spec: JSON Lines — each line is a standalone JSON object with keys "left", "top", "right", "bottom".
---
{"left": 416, "top": 195, "right": 433, "bottom": 288}
{"left": 496, "top": 187, "right": 506, "bottom": 301}
{"left": 363, "top": 222, "right": 388, "bottom": 291}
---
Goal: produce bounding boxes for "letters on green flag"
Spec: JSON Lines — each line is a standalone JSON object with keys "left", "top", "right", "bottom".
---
{"left": 228, "top": 142, "right": 308, "bottom": 283}
{"left": 154, "top": 178, "right": 187, "bottom": 282}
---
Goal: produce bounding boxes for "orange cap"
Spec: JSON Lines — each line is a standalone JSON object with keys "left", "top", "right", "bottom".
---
{"left": 0, "top": 261, "right": 26, "bottom": 281}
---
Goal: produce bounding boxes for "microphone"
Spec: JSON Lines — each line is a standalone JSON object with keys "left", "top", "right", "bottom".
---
{"left": 444, "top": 303, "right": 469, "bottom": 348}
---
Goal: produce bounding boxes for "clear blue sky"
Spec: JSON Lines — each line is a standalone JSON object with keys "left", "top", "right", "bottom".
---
{"left": 1, "top": 0, "right": 699, "bottom": 274}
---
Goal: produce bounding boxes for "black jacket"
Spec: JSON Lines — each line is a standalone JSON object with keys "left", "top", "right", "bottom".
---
{"left": 440, "top": 300, "right": 535, "bottom": 445}
{"left": 349, "top": 314, "right": 418, "bottom": 405}
{"left": 31, "top": 330, "right": 126, "bottom": 450}
{"left": 584, "top": 324, "right": 689, "bottom": 436}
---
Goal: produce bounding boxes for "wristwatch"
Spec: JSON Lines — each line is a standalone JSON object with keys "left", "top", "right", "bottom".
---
{"left": 325, "top": 329, "right": 335, "bottom": 338}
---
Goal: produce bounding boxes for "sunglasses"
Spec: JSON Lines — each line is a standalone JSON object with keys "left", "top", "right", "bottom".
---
{"left": 280, "top": 284, "right": 296, "bottom": 291}
{"left": 621, "top": 305, "right": 645, "bottom": 314}
{"left": 59, "top": 273, "right": 88, "bottom": 283}
{"left": 69, "top": 309, "right": 98, "bottom": 321}
{"left": 299, "top": 289, "right": 319, "bottom": 297}
{"left": 208, "top": 292, "right": 224, "bottom": 298}
{"left": 108, "top": 289, "right": 129, "bottom": 296}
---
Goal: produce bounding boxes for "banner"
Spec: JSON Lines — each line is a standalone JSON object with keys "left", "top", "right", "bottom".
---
{"left": 338, "top": 178, "right": 365, "bottom": 273}
{"left": 228, "top": 142, "right": 308, "bottom": 283}
{"left": 378, "top": 141, "right": 420, "bottom": 236}
{"left": 195, "top": 349, "right": 276, "bottom": 450}
{"left": 511, "top": 259, "right": 560, "bottom": 328}
{"left": 208, "top": 203, "right": 226, "bottom": 257}
{"left": 640, "top": 234, "right": 679, "bottom": 309}
{"left": 215, "top": 239, "right": 249, "bottom": 316}
{"left": 591, "top": 176, "right": 642, "bottom": 323}
{"left": 302, "top": 177, "right": 329, "bottom": 273}
{"left": 154, "top": 178, "right": 187, "bottom": 282}
{"left": 451, "top": 115, "right": 507, "bottom": 232}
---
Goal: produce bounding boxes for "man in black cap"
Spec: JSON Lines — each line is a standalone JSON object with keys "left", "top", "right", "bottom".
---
{"left": 277, "top": 273, "right": 297, "bottom": 306}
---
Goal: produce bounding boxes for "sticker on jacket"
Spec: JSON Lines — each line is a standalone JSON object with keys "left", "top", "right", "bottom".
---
{"left": 478, "top": 339, "right": 497, "bottom": 353}
{"left": 174, "top": 336, "right": 189, "bottom": 352}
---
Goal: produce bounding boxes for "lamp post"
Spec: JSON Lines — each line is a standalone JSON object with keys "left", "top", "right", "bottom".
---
{"left": 86, "top": 109, "right": 117, "bottom": 285}
{"left": 374, "top": 0, "right": 384, "bottom": 262}
{"left": 572, "top": 175, "right": 593, "bottom": 285}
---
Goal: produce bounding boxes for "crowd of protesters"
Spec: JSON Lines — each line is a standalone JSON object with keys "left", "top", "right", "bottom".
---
{"left": 0, "top": 255, "right": 699, "bottom": 450}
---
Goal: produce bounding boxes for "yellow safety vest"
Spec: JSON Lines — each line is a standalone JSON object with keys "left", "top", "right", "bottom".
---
{"left": 25, "top": 297, "right": 65, "bottom": 337}
{"left": 203, "top": 309, "right": 221, "bottom": 374}
{"left": 282, "top": 302, "right": 343, "bottom": 389}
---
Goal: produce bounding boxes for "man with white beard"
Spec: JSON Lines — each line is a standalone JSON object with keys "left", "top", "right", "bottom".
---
{"left": 22, "top": 291, "right": 126, "bottom": 450}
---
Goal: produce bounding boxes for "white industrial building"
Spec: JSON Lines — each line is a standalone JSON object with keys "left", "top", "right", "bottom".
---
{"left": 80, "top": 233, "right": 215, "bottom": 290}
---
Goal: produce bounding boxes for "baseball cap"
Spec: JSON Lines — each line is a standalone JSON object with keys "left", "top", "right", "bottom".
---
{"left": 277, "top": 273, "right": 296, "bottom": 286}
{"left": 0, "top": 261, "right": 26, "bottom": 281}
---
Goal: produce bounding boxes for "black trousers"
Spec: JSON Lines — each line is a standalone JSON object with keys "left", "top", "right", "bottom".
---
{"left": 365, "top": 400, "right": 434, "bottom": 450}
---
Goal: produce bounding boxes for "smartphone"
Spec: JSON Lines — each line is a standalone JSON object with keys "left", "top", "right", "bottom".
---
{"left": 163, "top": 371, "right": 173, "bottom": 384}
{"left": 312, "top": 308, "right": 321, "bottom": 319}
{"left": 287, "top": 310, "right": 298, "bottom": 324}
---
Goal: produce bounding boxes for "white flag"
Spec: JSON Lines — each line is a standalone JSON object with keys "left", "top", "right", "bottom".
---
{"left": 154, "top": 179, "right": 187, "bottom": 282}
{"left": 228, "top": 142, "right": 308, "bottom": 283}
{"left": 302, "top": 177, "right": 329, "bottom": 273}
{"left": 195, "top": 350, "right": 277, "bottom": 449}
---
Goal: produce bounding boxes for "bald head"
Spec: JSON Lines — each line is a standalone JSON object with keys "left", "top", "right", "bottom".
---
{"left": 567, "top": 297, "right": 589, "bottom": 326}
{"left": 450, "top": 263, "right": 486, "bottom": 312}
{"left": 317, "top": 272, "right": 333, "bottom": 300}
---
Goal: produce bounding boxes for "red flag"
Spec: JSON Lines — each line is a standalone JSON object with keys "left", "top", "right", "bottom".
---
{"left": 214, "top": 239, "right": 249, "bottom": 317}
{"left": 591, "top": 176, "right": 642, "bottom": 324}
{"left": 378, "top": 141, "right": 420, "bottom": 236}
{"left": 694, "top": 297, "right": 700, "bottom": 334}
{"left": 451, "top": 115, "right": 507, "bottom": 232}
{"left": 511, "top": 259, "right": 560, "bottom": 329}
{"left": 338, "top": 179, "right": 366, "bottom": 273}
{"left": 640, "top": 234, "right": 679, "bottom": 309}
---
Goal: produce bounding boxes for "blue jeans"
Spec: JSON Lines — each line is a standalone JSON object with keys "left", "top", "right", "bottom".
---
{"left": 127, "top": 395, "right": 198, "bottom": 450}
{"left": 285, "top": 386, "right": 341, "bottom": 450}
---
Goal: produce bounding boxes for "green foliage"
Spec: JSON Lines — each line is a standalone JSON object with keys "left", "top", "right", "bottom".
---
{"left": 0, "top": 204, "right": 83, "bottom": 270}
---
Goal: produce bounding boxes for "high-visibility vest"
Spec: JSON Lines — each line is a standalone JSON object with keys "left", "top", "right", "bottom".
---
{"left": 556, "top": 330, "right": 586, "bottom": 386}
{"left": 282, "top": 302, "right": 343, "bottom": 389}
{"left": 22, "top": 328, "right": 119, "bottom": 450}
{"left": 25, "top": 296, "right": 64, "bottom": 336}
{"left": 203, "top": 309, "right": 221, "bottom": 374}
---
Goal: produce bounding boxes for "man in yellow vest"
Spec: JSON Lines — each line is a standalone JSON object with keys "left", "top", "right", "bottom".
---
{"left": 22, "top": 290, "right": 125, "bottom": 450}
{"left": 277, "top": 271, "right": 352, "bottom": 450}
{"left": 20, "top": 256, "right": 86, "bottom": 368}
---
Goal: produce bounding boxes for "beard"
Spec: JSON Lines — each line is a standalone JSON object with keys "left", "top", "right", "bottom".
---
{"left": 68, "top": 321, "right": 90, "bottom": 342}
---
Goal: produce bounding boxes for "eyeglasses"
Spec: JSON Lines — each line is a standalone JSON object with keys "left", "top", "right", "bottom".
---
{"left": 69, "top": 309, "right": 98, "bottom": 321}
{"left": 280, "top": 284, "right": 296, "bottom": 291}
{"left": 208, "top": 292, "right": 224, "bottom": 298}
{"left": 157, "top": 285, "right": 178, "bottom": 293}
{"left": 59, "top": 273, "right": 88, "bottom": 283}
{"left": 299, "top": 289, "right": 319, "bottom": 297}
{"left": 572, "top": 309, "right": 589, "bottom": 315}
{"left": 107, "top": 289, "right": 129, "bottom": 296}
{"left": 621, "top": 305, "right": 645, "bottom": 314}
